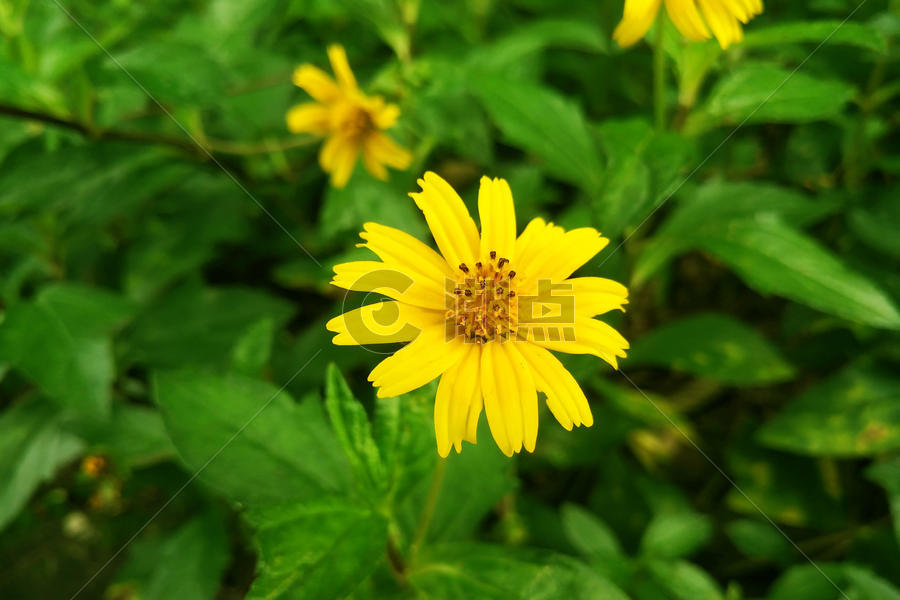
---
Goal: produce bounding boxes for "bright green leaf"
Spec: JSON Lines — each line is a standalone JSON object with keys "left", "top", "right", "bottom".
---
{"left": 640, "top": 511, "right": 713, "bottom": 560}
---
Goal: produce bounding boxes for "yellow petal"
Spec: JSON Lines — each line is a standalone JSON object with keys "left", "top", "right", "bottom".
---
{"left": 372, "top": 102, "right": 401, "bottom": 130}
{"left": 369, "top": 326, "right": 467, "bottom": 398}
{"left": 527, "top": 316, "right": 629, "bottom": 370}
{"left": 319, "top": 135, "right": 359, "bottom": 188}
{"left": 286, "top": 102, "right": 330, "bottom": 135}
{"left": 409, "top": 172, "right": 480, "bottom": 272}
{"left": 698, "top": 0, "right": 743, "bottom": 48}
{"left": 613, "top": 0, "right": 663, "bottom": 47}
{"left": 434, "top": 344, "right": 481, "bottom": 456}
{"left": 504, "top": 342, "right": 538, "bottom": 453}
{"left": 327, "top": 44, "right": 358, "bottom": 91}
{"left": 517, "top": 342, "right": 593, "bottom": 428}
{"left": 292, "top": 64, "right": 340, "bottom": 102}
{"left": 359, "top": 222, "right": 455, "bottom": 285}
{"left": 566, "top": 277, "right": 630, "bottom": 317}
{"left": 477, "top": 176, "right": 516, "bottom": 262}
{"left": 517, "top": 227, "right": 609, "bottom": 296}
{"left": 331, "top": 260, "right": 447, "bottom": 309}
{"left": 664, "top": 0, "right": 711, "bottom": 41}
{"left": 326, "top": 300, "right": 445, "bottom": 346}
{"left": 515, "top": 218, "right": 564, "bottom": 274}
{"left": 364, "top": 132, "right": 412, "bottom": 170}
{"left": 480, "top": 342, "right": 516, "bottom": 456}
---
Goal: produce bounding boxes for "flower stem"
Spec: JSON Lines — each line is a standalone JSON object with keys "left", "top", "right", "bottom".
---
{"left": 653, "top": 15, "right": 667, "bottom": 130}
{"left": 409, "top": 457, "right": 447, "bottom": 564}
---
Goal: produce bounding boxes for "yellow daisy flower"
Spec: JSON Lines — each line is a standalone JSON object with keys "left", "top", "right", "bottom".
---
{"left": 286, "top": 45, "right": 412, "bottom": 188}
{"left": 613, "top": 0, "right": 764, "bottom": 50}
{"left": 327, "top": 172, "right": 630, "bottom": 457}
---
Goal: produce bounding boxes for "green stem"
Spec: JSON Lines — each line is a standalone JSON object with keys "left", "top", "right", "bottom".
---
{"left": 653, "top": 15, "right": 667, "bottom": 131}
{"left": 408, "top": 457, "right": 447, "bottom": 564}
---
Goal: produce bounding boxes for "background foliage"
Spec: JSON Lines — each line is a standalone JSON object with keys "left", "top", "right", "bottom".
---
{"left": 1, "top": 1, "right": 900, "bottom": 599}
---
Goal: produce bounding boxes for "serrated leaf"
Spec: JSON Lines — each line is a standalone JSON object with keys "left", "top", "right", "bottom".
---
{"left": 628, "top": 313, "right": 794, "bottom": 385}
{"left": 154, "top": 370, "right": 351, "bottom": 506}
{"left": 246, "top": 499, "right": 387, "bottom": 600}
{"left": 410, "top": 543, "right": 629, "bottom": 600}
{"left": 325, "top": 364, "right": 386, "bottom": 496}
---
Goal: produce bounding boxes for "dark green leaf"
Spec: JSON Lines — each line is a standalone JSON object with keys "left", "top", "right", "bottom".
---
{"left": 628, "top": 313, "right": 794, "bottom": 384}
{"left": 230, "top": 318, "right": 275, "bottom": 376}
{"left": 725, "top": 519, "right": 794, "bottom": 564}
{"left": 758, "top": 366, "right": 900, "bottom": 457}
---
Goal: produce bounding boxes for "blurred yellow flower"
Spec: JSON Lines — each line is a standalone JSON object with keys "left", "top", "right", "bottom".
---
{"left": 614, "top": 0, "right": 763, "bottom": 49}
{"left": 287, "top": 45, "right": 412, "bottom": 188}
{"left": 327, "top": 172, "right": 629, "bottom": 457}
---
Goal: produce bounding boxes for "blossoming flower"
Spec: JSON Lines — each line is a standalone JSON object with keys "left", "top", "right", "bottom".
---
{"left": 286, "top": 44, "right": 412, "bottom": 188}
{"left": 327, "top": 172, "right": 629, "bottom": 457}
{"left": 614, "top": 0, "right": 764, "bottom": 50}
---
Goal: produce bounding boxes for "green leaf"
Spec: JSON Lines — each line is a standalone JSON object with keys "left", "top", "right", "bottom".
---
{"left": 0, "top": 400, "right": 84, "bottom": 530}
{"left": 230, "top": 318, "right": 275, "bottom": 376}
{"left": 471, "top": 18, "right": 608, "bottom": 71}
{"left": 110, "top": 515, "right": 229, "bottom": 600}
{"left": 125, "top": 281, "right": 294, "bottom": 368}
{"left": 0, "top": 300, "right": 114, "bottom": 419}
{"left": 410, "top": 543, "right": 629, "bottom": 600}
{"left": 594, "top": 118, "right": 693, "bottom": 238}
{"left": 560, "top": 503, "right": 624, "bottom": 560}
{"left": 867, "top": 458, "right": 900, "bottom": 543}
{"left": 112, "top": 41, "right": 229, "bottom": 107}
{"left": 471, "top": 75, "right": 603, "bottom": 192}
{"left": 320, "top": 174, "right": 427, "bottom": 243}
{"left": 845, "top": 565, "right": 900, "bottom": 600}
{"left": 686, "top": 64, "right": 855, "bottom": 133}
{"left": 647, "top": 560, "right": 722, "bottom": 600}
{"left": 758, "top": 366, "right": 900, "bottom": 457}
{"left": 325, "top": 364, "right": 386, "bottom": 497}
{"left": 246, "top": 499, "right": 387, "bottom": 600}
{"left": 627, "top": 313, "right": 794, "bottom": 385}
{"left": 766, "top": 564, "right": 846, "bottom": 600}
{"left": 154, "top": 369, "right": 351, "bottom": 506}
{"left": 725, "top": 519, "right": 794, "bottom": 564}
{"left": 742, "top": 21, "right": 887, "bottom": 53}
{"left": 697, "top": 217, "right": 900, "bottom": 330}
{"left": 640, "top": 511, "right": 713, "bottom": 560}
{"left": 36, "top": 283, "right": 136, "bottom": 338}
{"left": 80, "top": 405, "right": 176, "bottom": 470}
{"left": 849, "top": 193, "right": 900, "bottom": 261}
{"left": 633, "top": 180, "right": 836, "bottom": 286}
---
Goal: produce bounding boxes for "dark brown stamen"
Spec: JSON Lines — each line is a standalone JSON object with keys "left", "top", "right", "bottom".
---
{"left": 498, "top": 258, "right": 508, "bottom": 268}
{"left": 459, "top": 263, "right": 469, "bottom": 273}
{"left": 489, "top": 250, "right": 497, "bottom": 260}
{"left": 508, "top": 271, "right": 516, "bottom": 279}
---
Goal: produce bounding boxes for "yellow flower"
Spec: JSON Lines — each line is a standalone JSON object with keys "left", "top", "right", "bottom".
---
{"left": 327, "top": 172, "right": 629, "bottom": 457}
{"left": 287, "top": 45, "right": 412, "bottom": 188}
{"left": 614, "top": 0, "right": 763, "bottom": 50}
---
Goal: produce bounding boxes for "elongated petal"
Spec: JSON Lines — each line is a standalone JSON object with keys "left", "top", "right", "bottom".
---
{"left": 526, "top": 316, "right": 629, "bottom": 369}
{"left": 369, "top": 326, "right": 466, "bottom": 398}
{"left": 526, "top": 228, "right": 609, "bottom": 286}
{"left": 286, "top": 102, "right": 330, "bottom": 135}
{"left": 613, "top": 0, "right": 663, "bottom": 47}
{"left": 327, "top": 44, "right": 358, "bottom": 91}
{"left": 478, "top": 176, "right": 516, "bottom": 262}
{"left": 331, "top": 261, "right": 447, "bottom": 309}
{"left": 364, "top": 132, "right": 412, "bottom": 170}
{"left": 359, "top": 222, "right": 455, "bottom": 286}
{"left": 664, "top": 0, "right": 711, "bottom": 41}
{"left": 566, "top": 277, "right": 630, "bottom": 317}
{"left": 504, "top": 342, "right": 539, "bottom": 452}
{"left": 319, "top": 135, "right": 359, "bottom": 188}
{"left": 698, "top": 0, "right": 743, "bottom": 48}
{"left": 326, "top": 301, "right": 445, "bottom": 346}
{"left": 410, "top": 172, "right": 480, "bottom": 272}
{"left": 480, "top": 342, "right": 516, "bottom": 456}
{"left": 435, "top": 344, "right": 482, "bottom": 456}
{"left": 292, "top": 64, "right": 340, "bottom": 102}
{"left": 517, "top": 342, "right": 593, "bottom": 428}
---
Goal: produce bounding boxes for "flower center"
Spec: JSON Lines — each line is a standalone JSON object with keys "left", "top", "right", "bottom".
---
{"left": 449, "top": 250, "right": 518, "bottom": 343}
{"left": 339, "top": 104, "right": 374, "bottom": 139}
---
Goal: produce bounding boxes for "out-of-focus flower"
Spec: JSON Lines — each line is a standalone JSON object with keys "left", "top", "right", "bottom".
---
{"left": 81, "top": 454, "right": 107, "bottom": 478}
{"left": 287, "top": 44, "right": 412, "bottom": 188}
{"left": 327, "top": 172, "right": 629, "bottom": 457}
{"left": 614, "top": 0, "right": 763, "bottom": 49}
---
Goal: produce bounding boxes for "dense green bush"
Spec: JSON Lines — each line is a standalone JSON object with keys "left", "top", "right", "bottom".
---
{"left": 1, "top": 1, "right": 899, "bottom": 599}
